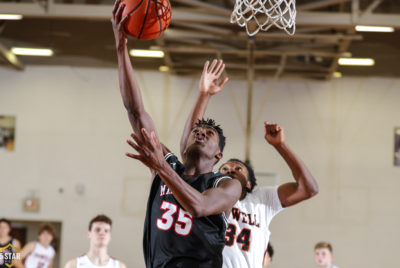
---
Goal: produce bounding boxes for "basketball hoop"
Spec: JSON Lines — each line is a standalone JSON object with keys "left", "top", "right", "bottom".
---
{"left": 230, "top": 0, "right": 296, "bottom": 36}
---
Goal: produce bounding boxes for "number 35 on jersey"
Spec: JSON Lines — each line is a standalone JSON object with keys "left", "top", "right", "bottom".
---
{"left": 156, "top": 200, "right": 193, "bottom": 236}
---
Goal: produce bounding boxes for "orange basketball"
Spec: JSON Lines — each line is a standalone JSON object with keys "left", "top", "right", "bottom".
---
{"left": 122, "top": 0, "right": 171, "bottom": 40}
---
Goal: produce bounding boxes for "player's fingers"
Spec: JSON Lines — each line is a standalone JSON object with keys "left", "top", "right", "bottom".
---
{"left": 266, "top": 123, "right": 276, "bottom": 134}
{"left": 126, "top": 138, "right": 142, "bottom": 153}
{"left": 212, "top": 60, "right": 223, "bottom": 74}
{"left": 141, "top": 146, "right": 153, "bottom": 158}
{"left": 125, "top": 152, "right": 141, "bottom": 160}
{"left": 218, "top": 77, "right": 229, "bottom": 88}
{"left": 115, "top": 2, "right": 125, "bottom": 23}
{"left": 120, "top": 15, "right": 129, "bottom": 28}
{"left": 141, "top": 128, "right": 155, "bottom": 149}
{"left": 203, "top": 61, "right": 209, "bottom": 74}
{"left": 215, "top": 63, "right": 225, "bottom": 77}
{"left": 112, "top": 0, "right": 121, "bottom": 17}
{"left": 130, "top": 132, "right": 143, "bottom": 146}
{"left": 209, "top": 59, "right": 217, "bottom": 73}
{"left": 151, "top": 131, "right": 160, "bottom": 149}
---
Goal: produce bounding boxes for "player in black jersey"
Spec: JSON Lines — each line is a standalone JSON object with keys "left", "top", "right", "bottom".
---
{"left": 0, "top": 218, "right": 22, "bottom": 268}
{"left": 112, "top": 2, "right": 242, "bottom": 267}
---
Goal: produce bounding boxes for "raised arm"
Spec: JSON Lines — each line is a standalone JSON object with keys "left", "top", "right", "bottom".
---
{"left": 112, "top": 0, "right": 159, "bottom": 144}
{"left": 19, "top": 241, "right": 35, "bottom": 260}
{"left": 264, "top": 122, "right": 319, "bottom": 207}
{"left": 180, "top": 59, "right": 228, "bottom": 160}
{"left": 127, "top": 129, "right": 241, "bottom": 217}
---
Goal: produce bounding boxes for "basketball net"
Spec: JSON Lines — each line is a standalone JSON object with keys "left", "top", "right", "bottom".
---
{"left": 230, "top": 0, "right": 296, "bottom": 36}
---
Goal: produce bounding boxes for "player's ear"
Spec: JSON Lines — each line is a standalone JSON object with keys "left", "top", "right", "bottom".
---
{"left": 246, "top": 181, "right": 252, "bottom": 190}
{"left": 215, "top": 152, "right": 223, "bottom": 163}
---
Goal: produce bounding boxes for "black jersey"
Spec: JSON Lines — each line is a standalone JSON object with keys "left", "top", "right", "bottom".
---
{"left": 143, "top": 153, "right": 231, "bottom": 268}
{"left": 0, "top": 237, "right": 16, "bottom": 268}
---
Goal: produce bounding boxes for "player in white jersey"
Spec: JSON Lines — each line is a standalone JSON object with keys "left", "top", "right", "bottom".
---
{"left": 21, "top": 223, "right": 56, "bottom": 268}
{"left": 314, "top": 242, "right": 339, "bottom": 268}
{"left": 179, "top": 59, "right": 319, "bottom": 268}
{"left": 64, "top": 215, "right": 126, "bottom": 268}
{"left": 220, "top": 122, "right": 319, "bottom": 268}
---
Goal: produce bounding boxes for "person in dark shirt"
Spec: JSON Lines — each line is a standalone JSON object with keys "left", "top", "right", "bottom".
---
{"left": 111, "top": 1, "right": 241, "bottom": 267}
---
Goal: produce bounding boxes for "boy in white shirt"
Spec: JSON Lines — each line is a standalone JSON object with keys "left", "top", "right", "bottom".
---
{"left": 21, "top": 223, "right": 56, "bottom": 268}
{"left": 64, "top": 215, "right": 126, "bottom": 268}
{"left": 314, "top": 242, "right": 339, "bottom": 268}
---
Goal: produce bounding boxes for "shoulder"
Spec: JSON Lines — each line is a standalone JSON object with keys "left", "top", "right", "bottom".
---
{"left": 12, "top": 238, "right": 21, "bottom": 249}
{"left": 252, "top": 186, "right": 278, "bottom": 196}
{"left": 64, "top": 258, "right": 77, "bottom": 268}
{"left": 247, "top": 186, "right": 281, "bottom": 203}
{"left": 164, "top": 152, "right": 179, "bottom": 163}
{"left": 212, "top": 173, "right": 232, "bottom": 188}
{"left": 23, "top": 241, "right": 36, "bottom": 252}
{"left": 163, "top": 153, "right": 184, "bottom": 170}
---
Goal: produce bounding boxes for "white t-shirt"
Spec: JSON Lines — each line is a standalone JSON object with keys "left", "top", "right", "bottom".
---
{"left": 223, "top": 186, "right": 284, "bottom": 268}
{"left": 76, "top": 255, "right": 119, "bottom": 268}
{"left": 24, "top": 242, "right": 55, "bottom": 268}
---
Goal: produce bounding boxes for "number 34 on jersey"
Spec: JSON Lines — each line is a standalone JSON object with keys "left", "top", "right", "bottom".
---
{"left": 225, "top": 223, "right": 251, "bottom": 251}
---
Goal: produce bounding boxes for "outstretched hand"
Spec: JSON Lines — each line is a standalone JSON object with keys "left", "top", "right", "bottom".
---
{"left": 199, "top": 59, "right": 229, "bottom": 96}
{"left": 264, "top": 122, "right": 285, "bottom": 146}
{"left": 126, "top": 129, "right": 166, "bottom": 171}
{"left": 112, "top": 0, "right": 129, "bottom": 49}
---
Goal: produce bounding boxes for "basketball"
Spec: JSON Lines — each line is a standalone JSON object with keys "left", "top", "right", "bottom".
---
{"left": 122, "top": 0, "right": 171, "bottom": 40}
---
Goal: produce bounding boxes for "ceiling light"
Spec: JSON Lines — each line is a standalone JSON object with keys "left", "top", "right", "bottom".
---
{"left": 333, "top": 72, "right": 342, "bottom": 78}
{"left": 0, "top": 14, "right": 23, "bottom": 20}
{"left": 159, "top": 66, "right": 169, "bottom": 72}
{"left": 338, "top": 58, "right": 375, "bottom": 66}
{"left": 129, "top": 49, "right": 164, "bottom": 58}
{"left": 355, "top": 25, "right": 394, "bottom": 33}
{"left": 11, "top": 47, "right": 54, "bottom": 56}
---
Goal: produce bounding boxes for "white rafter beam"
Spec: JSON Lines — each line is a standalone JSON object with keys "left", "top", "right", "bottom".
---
{"left": 162, "top": 45, "right": 351, "bottom": 58}
{"left": 361, "top": 0, "right": 383, "bottom": 17}
{"left": 297, "top": 11, "right": 400, "bottom": 27}
{"left": 164, "top": 29, "right": 362, "bottom": 42}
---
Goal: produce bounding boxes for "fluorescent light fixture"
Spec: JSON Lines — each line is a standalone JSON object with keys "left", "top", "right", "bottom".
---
{"left": 338, "top": 58, "right": 375, "bottom": 66}
{"left": 0, "top": 14, "right": 23, "bottom": 20}
{"left": 11, "top": 47, "right": 53, "bottom": 56}
{"left": 355, "top": 25, "right": 394, "bottom": 33}
{"left": 333, "top": 72, "right": 342, "bottom": 78}
{"left": 129, "top": 49, "right": 164, "bottom": 58}
{"left": 159, "top": 66, "right": 169, "bottom": 72}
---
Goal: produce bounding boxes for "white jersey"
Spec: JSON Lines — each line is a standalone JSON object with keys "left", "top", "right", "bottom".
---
{"left": 24, "top": 242, "right": 55, "bottom": 268}
{"left": 76, "top": 255, "right": 120, "bottom": 268}
{"left": 223, "top": 186, "right": 284, "bottom": 268}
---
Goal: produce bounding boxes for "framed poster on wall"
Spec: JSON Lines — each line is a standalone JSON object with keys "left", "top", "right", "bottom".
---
{"left": 0, "top": 115, "right": 16, "bottom": 151}
{"left": 395, "top": 127, "right": 400, "bottom": 166}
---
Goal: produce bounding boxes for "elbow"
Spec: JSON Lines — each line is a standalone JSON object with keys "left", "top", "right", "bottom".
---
{"left": 307, "top": 187, "right": 318, "bottom": 198}
{"left": 298, "top": 176, "right": 319, "bottom": 199}
{"left": 188, "top": 204, "right": 206, "bottom": 218}
{"left": 305, "top": 181, "right": 319, "bottom": 198}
